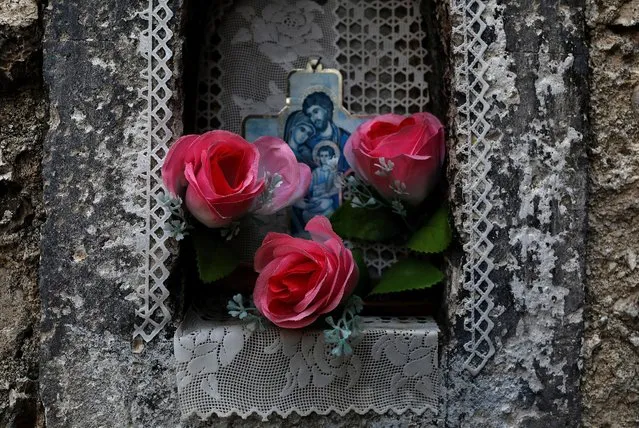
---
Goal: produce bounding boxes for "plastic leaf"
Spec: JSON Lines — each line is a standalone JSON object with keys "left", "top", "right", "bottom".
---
{"left": 407, "top": 205, "right": 452, "bottom": 254}
{"left": 192, "top": 228, "right": 239, "bottom": 283}
{"left": 330, "top": 202, "right": 402, "bottom": 241}
{"left": 369, "top": 258, "right": 444, "bottom": 295}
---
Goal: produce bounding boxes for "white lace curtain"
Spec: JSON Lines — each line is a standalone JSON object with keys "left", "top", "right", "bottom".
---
{"left": 195, "top": 0, "right": 434, "bottom": 134}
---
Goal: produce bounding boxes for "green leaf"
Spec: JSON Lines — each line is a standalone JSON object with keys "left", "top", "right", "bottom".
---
{"left": 407, "top": 205, "right": 452, "bottom": 254}
{"left": 330, "top": 202, "right": 402, "bottom": 241}
{"left": 192, "top": 228, "right": 239, "bottom": 283}
{"left": 351, "top": 248, "right": 371, "bottom": 296}
{"left": 369, "top": 258, "right": 444, "bottom": 295}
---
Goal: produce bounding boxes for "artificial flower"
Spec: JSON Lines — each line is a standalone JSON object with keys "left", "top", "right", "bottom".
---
{"left": 162, "top": 130, "right": 309, "bottom": 227}
{"left": 252, "top": 136, "right": 311, "bottom": 215}
{"left": 253, "top": 216, "right": 359, "bottom": 328}
{"left": 344, "top": 113, "right": 445, "bottom": 205}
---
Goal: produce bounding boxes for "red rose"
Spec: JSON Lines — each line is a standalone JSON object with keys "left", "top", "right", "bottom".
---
{"left": 253, "top": 216, "right": 359, "bottom": 328}
{"left": 344, "top": 113, "right": 445, "bottom": 205}
{"left": 162, "top": 131, "right": 310, "bottom": 227}
{"left": 162, "top": 131, "right": 265, "bottom": 227}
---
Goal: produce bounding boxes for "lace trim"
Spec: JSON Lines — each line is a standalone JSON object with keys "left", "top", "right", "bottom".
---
{"left": 175, "top": 312, "right": 440, "bottom": 420}
{"left": 452, "top": 0, "right": 498, "bottom": 374}
{"left": 133, "top": 0, "right": 174, "bottom": 343}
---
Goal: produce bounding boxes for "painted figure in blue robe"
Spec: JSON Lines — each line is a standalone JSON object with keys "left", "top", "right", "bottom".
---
{"left": 283, "top": 110, "right": 315, "bottom": 166}
{"left": 302, "top": 92, "right": 351, "bottom": 172}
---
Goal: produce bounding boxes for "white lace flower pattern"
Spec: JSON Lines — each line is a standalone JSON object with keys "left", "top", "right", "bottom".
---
{"left": 232, "top": 1, "right": 325, "bottom": 64}
{"left": 264, "top": 329, "right": 361, "bottom": 396}
{"left": 176, "top": 317, "right": 440, "bottom": 419}
{"left": 232, "top": 81, "right": 285, "bottom": 118}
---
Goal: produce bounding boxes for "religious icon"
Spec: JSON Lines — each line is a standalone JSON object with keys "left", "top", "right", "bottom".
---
{"left": 243, "top": 60, "right": 371, "bottom": 234}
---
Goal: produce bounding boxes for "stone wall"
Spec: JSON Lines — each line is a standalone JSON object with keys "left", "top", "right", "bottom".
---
{"left": 0, "top": 0, "right": 637, "bottom": 426}
{"left": 0, "top": 0, "right": 46, "bottom": 426}
{"left": 37, "top": 0, "right": 185, "bottom": 425}
{"left": 583, "top": 1, "right": 639, "bottom": 426}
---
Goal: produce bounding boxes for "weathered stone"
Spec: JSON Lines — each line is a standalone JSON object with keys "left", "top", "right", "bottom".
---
{"left": 583, "top": 1, "right": 639, "bottom": 426}
{"left": 39, "top": 1, "right": 184, "bottom": 426}
{"left": 0, "top": 0, "right": 41, "bottom": 90}
{"left": 0, "top": 88, "right": 46, "bottom": 428}
{"left": 445, "top": 1, "right": 588, "bottom": 426}
{"left": 0, "top": 1, "right": 46, "bottom": 425}
{"left": 29, "top": 0, "right": 637, "bottom": 427}
{"left": 0, "top": 0, "right": 37, "bottom": 27}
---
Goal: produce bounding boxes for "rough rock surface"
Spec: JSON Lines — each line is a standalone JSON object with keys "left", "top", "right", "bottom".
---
{"left": 0, "top": 88, "right": 46, "bottom": 428}
{"left": 24, "top": 0, "right": 638, "bottom": 427}
{"left": 0, "top": 0, "right": 41, "bottom": 90}
{"left": 583, "top": 1, "right": 639, "bottom": 426}
{"left": 0, "top": 0, "right": 46, "bottom": 426}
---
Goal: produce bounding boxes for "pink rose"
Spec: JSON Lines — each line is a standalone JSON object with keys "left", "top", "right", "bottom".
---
{"left": 252, "top": 136, "right": 311, "bottom": 216}
{"left": 344, "top": 113, "right": 445, "bottom": 205}
{"left": 162, "top": 131, "right": 310, "bottom": 227}
{"left": 253, "top": 216, "right": 359, "bottom": 328}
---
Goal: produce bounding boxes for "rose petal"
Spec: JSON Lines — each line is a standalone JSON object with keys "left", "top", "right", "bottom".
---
{"left": 304, "top": 215, "right": 343, "bottom": 244}
{"left": 161, "top": 134, "right": 201, "bottom": 196}
{"left": 184, "top": 163, "right": 231, "bottom": 228}
{"left": 389, "top": 153, "right": 440, "bottom": 205}
{"left": 172, "top": 131, "right": 266, "bottom": 226}
{"left": 255, "top": 256, "right": 322, "bottom": 329}
{"left": 254, "top": 232, "right": 297, "bottom": 272}
{"left": 344, "top": 112, "right": 445, "bottom": 205}
{"left": 253, "top": 215, "right": 358, "bottom": 329}
{"left": 254, "top": 258, "right": 286, "bottom": 319}
{"left": 292, "top": 246, "right": 335, "bottom": 313}
{"left": 252, "top": 136, "right": 311, "bottom": 215}
{"left": 195, "top": 150, "right": 263, "bottom": 202}
{"left": 369, "top": 120, "right": 427, "bottom": 158}
{"left": 315, "top": 239, "right": 357, "bottom": 314}
{"left": 349, "top": 149, "right": 398, "bottom": 201}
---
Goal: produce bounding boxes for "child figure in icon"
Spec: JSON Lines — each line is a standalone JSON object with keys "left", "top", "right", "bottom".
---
{"left": 300, "top": 142, "right": 340, "bottom": 222}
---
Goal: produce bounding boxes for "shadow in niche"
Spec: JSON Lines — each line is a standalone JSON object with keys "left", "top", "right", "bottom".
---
{"left": 182, "top": 0, "right": 215, "bottom": 134}
{"left": 176, "top": 0, "right": 455, "bottom": 328}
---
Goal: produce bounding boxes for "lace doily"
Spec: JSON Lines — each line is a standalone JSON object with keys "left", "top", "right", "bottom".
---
{"left": 175, "top": 310, "right": 440, "bottom": 420}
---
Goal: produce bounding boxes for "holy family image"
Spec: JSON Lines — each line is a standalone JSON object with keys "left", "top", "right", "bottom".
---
{"left": 243, "top": 67, "right": 367, "bottom": 234}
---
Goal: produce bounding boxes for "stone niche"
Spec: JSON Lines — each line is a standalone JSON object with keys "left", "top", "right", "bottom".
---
{"left": 176, "top": 0, "right": 449, "bottom": 421}
{"left": 39, "top": 0, "right": 588, "bottom": 426}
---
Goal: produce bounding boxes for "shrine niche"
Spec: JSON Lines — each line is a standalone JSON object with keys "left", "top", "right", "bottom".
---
{"left": 172, "top": 59, "right": 444, "bottom": 417}
{"left": 37, "top": 0, "right": 588, "bottom": 426}
{"left": 164, "top": 1, "right": 450, "bottom": 419}
{"left": 132, "top": 0, "right": 493, "bottom": 421}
